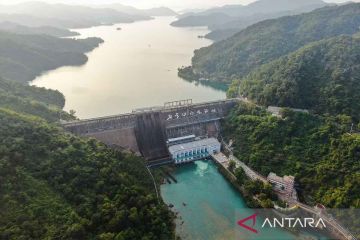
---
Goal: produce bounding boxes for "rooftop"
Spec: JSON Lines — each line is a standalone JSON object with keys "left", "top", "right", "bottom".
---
{"left": 168, "top": 138, "right": 220, "bottom": 153}
{"left": 267, "top": 106, "right": 309, "bottom": 118}
{"left": 267, "top": 172, "right": 295, "bottom": 184}
{"left": 167, "top": 135, "right": 195, "bottom": 143}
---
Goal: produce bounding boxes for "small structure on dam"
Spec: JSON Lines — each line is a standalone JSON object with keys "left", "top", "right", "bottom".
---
{"left": 62, "top": 98, "right": 238, "bottom": 165}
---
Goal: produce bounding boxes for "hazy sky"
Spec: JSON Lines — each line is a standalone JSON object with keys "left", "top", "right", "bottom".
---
{"left": 0, "top": 0, "right": 359, "bottom": 10}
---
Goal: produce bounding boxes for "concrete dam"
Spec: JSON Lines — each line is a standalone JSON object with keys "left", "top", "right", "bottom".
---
{"left": 62, "top": 99, "right": 238, "bottom": 165}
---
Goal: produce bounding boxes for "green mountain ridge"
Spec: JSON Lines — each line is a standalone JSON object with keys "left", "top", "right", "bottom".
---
{"left": 183, "top": 3, "right": 360, "bottom": 82}
{"left": 233, "top": 35, "right": 360, "bottom": 120}
{"left": 223, "top": 102, "right": 360, "bottom": 209}
{"left": 0, "top": 31, "right": 103, "bottom": 83}
{"left": 172, "top": 0, "right": 326, "bottom": 27}
{"left": 205, "top": 3, "right": 330, "bottom": 41}
{"left": 171, "top": 0, "right": 327, "bottom": 42}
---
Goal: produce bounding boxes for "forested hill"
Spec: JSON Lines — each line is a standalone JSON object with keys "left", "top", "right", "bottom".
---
{"left": 233, "top": 35, "right": 360, "bottom": 120}
{"left": 0, "top": 31, "right": 103, "bottom": 83}
{"left": 0, "top": 22, "right": 79, "bottom": 37}
{"left": 223, "top": 102, "right": 360, "bottom": 208}
{"left": 183, "top": 3, "right": 360, "bottom": 82}
{"left": 0, "top": 76, "right": 73, "bottom": 122}
{"left": 0, "top": 109, "right": 174, "bottom": 239}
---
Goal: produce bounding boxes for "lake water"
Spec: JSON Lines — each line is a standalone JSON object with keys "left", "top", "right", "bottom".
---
{"left": 161, "top": 161, "right": 328, "bottom": 240}
{"left": 31, "top": 17, "right": 226, "bottom": 119}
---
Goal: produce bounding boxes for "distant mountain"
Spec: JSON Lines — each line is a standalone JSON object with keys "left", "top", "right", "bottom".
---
{"left": 0, "top": 2, "right": 149, "bottom": 29}
{"left": 97, "top": 3, "right": 150, "bottom": 17}
{"left": 236, "top": 35, "right": 360, "bottom": 119}
{"left": 142, "top": 7, "right": 178, "bottom": 16}
{"left": 171, "top": 12, "right": 233, "bottom": 27}
{"left": 234, "top": 0, "right": 325, "bottom": 16}
{"left": 0, "top": 31, "right": 103, "bottom": 82}
{"left": 172, "top": 0, "right": 326, "bottom": 26}
{"left": 178, "top": 8, "right": 206, "bottom": 15}
{"left": 180, "top": 3, "right": 360, "bottom": 82}
{"left": 0, "top": 21, "right": 79, "bottom": 37}
{"left": 96, "top": 4, "right": 177, "bottom": 17}
{"left": 205, "top": 3, "right": 331, "bottom": 41}
{"left": 171, "top": 0, "right": 327, "bottom": 41}
{"left": 192, "top": 4, "right": 245, "bottom": 18}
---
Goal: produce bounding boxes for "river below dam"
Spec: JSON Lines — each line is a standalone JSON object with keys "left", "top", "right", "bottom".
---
{"left": 31, "top": 16, "right": 226, "bottom": 119}
{"left": 161, "top": 160, "right": 329, "bottom": 240}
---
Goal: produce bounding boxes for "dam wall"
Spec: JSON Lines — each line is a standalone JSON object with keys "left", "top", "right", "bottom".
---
{"left": 135, "top": 112, "right": 169, "bottom": 161}
{"left": 62, "top": 99, "right": 239, "bottom": 163}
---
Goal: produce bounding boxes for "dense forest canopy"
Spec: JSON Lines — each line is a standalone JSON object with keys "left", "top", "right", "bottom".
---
{"left": 0, "top": 109, "right": 174, "bottom": 240}
{"left": 182, "top": 3, "right": 360, "bottom": 82}
{"left": 222, "top": 102, "right": 360, "bottom": 208}
{"left": 0, "top": 76, "right": 72, "bottom": 122}
{"left": 0, "top": 76, "right": 64, "bottom": 108}
{"left": 0, "top": 30, "right": 103, "bottom": 83}
{"left": 231, "top": 35, "right": 360, "bottom": 120}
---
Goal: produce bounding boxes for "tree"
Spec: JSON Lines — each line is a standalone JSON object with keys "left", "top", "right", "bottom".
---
{"left": 228, "top": 160, "right": 236, "bottom": 173}
{"left": 234, "top": 167, "right": 246, "bottom": 185}
{"left": 69, "top": 109, "right": 76, "bottom": 117}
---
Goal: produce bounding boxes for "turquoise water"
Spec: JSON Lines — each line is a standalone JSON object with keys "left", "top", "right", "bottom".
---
{"left": 161, "top": 160, "right": 327, "bottom": 240}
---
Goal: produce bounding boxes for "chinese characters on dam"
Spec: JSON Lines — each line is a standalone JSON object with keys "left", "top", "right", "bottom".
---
{"left": 166, "top": 107, "right": 218, "bottom": 121}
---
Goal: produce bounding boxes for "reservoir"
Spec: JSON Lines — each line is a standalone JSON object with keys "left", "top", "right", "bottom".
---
{"left": 31, "top": 17, "right": 226, "bottom": 119}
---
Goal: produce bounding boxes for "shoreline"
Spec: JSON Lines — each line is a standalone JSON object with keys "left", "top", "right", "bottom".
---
{"left": 212, "top": 158, "right": 335, "bottom": 240}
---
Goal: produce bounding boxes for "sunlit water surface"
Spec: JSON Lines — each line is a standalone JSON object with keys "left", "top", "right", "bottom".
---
{"left": 31, "top": 17, "right": 226, "bottom": 118}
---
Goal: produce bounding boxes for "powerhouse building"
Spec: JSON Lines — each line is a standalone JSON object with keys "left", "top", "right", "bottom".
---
{"left": 168, "top": 137, "right": 221, "bottom": 164}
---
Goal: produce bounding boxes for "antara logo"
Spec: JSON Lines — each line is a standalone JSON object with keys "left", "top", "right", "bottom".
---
{"left": 237, "top": 213, "right": 258, "bottom": 233}
{"left": 237, "top": 213, "right": 327, "bottom": 234}
{"left": 262, "top": 218, "right": 326, "bottom": 228}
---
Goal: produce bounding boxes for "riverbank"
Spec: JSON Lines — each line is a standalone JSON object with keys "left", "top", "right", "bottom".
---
{"left": 211, "top": 153, "right": 339, "bottom": 240}
{"left": 212, "top": 156, "right": 261, "bottom": 208}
